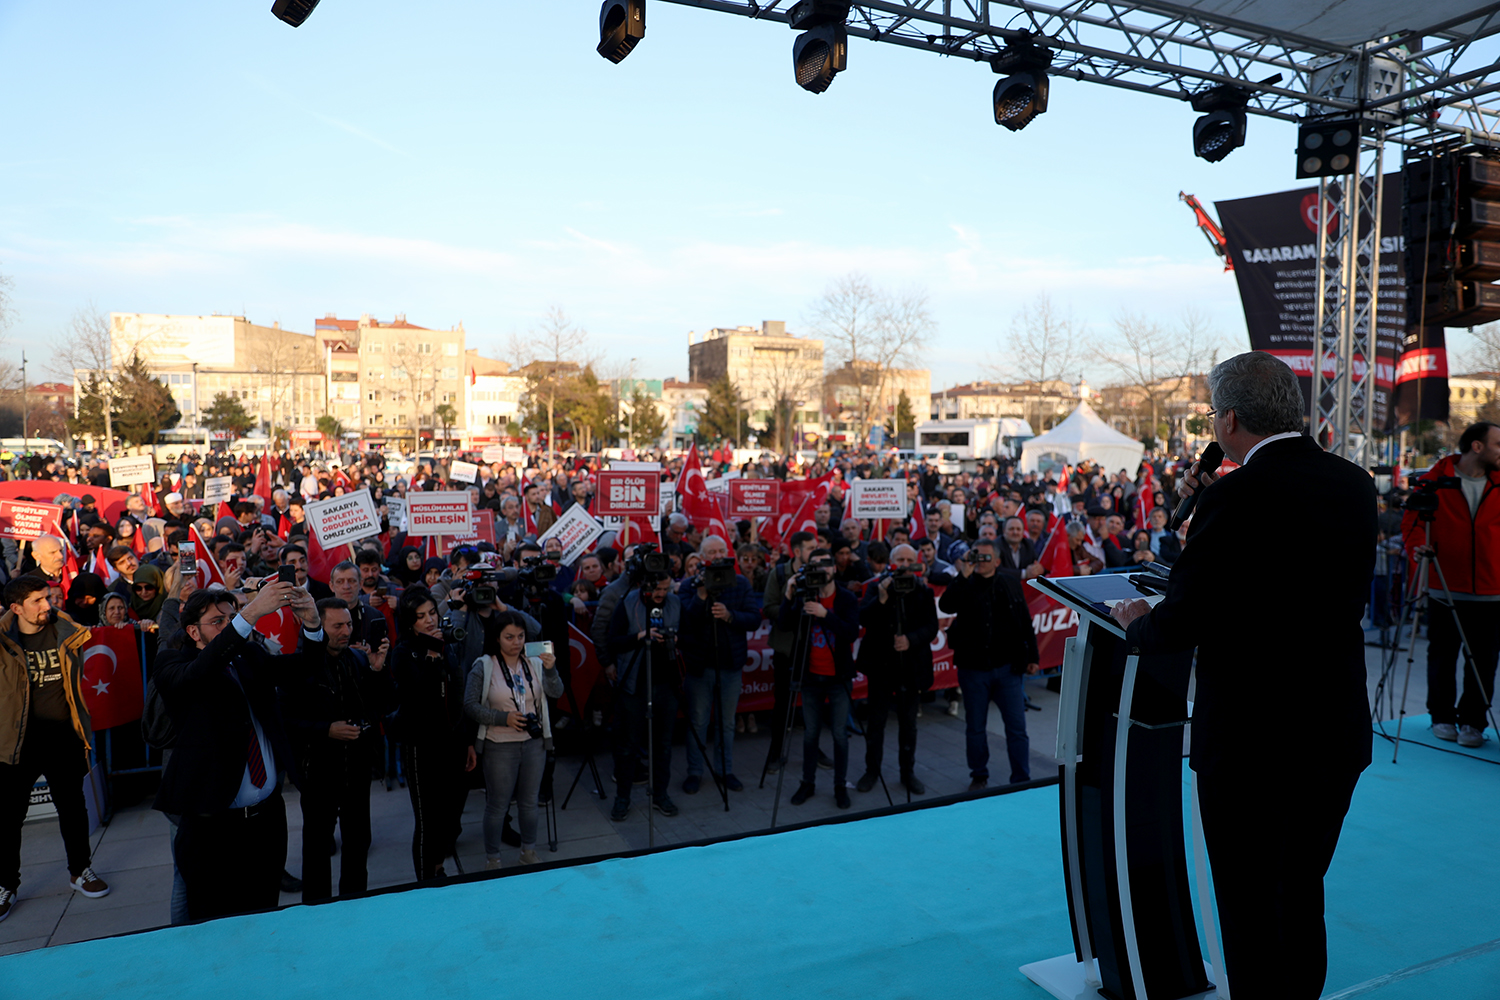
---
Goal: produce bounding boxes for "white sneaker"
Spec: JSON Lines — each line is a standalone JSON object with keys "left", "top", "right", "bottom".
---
{"left": 484, "top": 858, "right": 503, "bottom": 871}
{"left": 70, "top": 868, "right": 110, "bottom": 898}
{"left": 946, "top": 700, "right": 961, "bottom": 717}
{"left": 1432, "top": 723, "right": 1458, "bottom": 742}
{"left": 1457, "top": 725, "right": 1487, "bottom": 748}
{"left": 0, "top": 886, "right": 14, "bottom": 922}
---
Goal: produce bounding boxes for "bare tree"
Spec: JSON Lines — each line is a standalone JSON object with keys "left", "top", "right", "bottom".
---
{"left": 756, "top": 341, "right": 821, "bottom": 456}
{"left": 809, "top": 273, "right": 935, "bottom": 444}
{"left": 1094, "top": 310, "right": 1223, "bottom": 446}
{"left": 50, "top": 306, "right": 117, "bottom": 446}
{"left": 992, "top": 294, "right": 1083, "bottom": 385}
{"left": 245, "top": 330, "right": 318, "bottom": 442}
{"left": 522, "top": 306, "right": 589, "bottom": 455}
{"left": 1460, "top": 322, "right": 1500, "bottom": 374}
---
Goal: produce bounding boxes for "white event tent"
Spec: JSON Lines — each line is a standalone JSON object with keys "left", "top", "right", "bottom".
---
{"left": 1020, "top": 402, "right": 1146, "bottom": 475}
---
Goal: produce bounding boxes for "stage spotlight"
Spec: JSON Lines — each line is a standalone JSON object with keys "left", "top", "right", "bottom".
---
{"left": 1189, "top": 86, "right": 1249, "bottom": 163}
{"left": 990, "top": 40, "right": 1052, "bottom": 131}
{"left": 271, "top": 0, "right": 321, "bottom": 27}
{"left": 789, "top": 0, "right": 850, "bottom": 94}
{"left": 597, "top": 0, "right": 645, "bottom": 64}
{"left": 1297, "top": 118, "right": 1361, "bottom": 179}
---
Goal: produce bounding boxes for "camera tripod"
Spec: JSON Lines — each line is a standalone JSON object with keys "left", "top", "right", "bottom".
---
{"left": 1372, "top": 525, "right": 1498, "bottom": 762}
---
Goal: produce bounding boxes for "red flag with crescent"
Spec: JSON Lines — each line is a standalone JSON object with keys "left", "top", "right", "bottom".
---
{"left": 675, "top": 443, "right": 730, "bottom": 543}
{"left": 80, "top": 626, "right": 144, "bottom": 730}
{"left": 254, "top": 607, "right": 303, "bottom": 656}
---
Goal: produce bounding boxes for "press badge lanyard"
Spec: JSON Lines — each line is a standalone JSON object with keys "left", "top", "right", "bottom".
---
{"left": 497, "top": 656, "right": 534, "bottom": 713}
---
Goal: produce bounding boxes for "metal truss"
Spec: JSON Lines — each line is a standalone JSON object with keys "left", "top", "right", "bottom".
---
{"left": 661, "top": 0, "right": 1500, "bottom": 148}
{"left": 1311, "top": 134, "right": 1384, "bottom": 466}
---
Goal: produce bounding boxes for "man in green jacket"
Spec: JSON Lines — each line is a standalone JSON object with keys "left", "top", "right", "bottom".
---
{"left": 0, "top": 575, "right": 111, "bottom": 924}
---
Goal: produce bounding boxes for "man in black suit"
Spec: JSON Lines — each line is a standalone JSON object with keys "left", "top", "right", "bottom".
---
{"left": 154, "top": 580, "right": 323, "bottom": 921}
{"left": 1111, "top": 351, "right": 1375, "bottom": 1000}
{"left": 997, "top": 516, "right": 1041, "bottom": 578}
{"left": 281, "top": 544, "right": 334, "bottom": 601}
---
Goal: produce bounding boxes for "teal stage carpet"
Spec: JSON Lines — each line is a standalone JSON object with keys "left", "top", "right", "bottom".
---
{"left": 5, "top": 718, "right": 1497, "bottom": 1000}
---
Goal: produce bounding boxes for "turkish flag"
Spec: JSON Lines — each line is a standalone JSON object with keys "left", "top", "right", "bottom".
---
{"left": 254, "top": 453, "right": 275, "bottom": 508}
{"left": 140, "top": 482, "right": 164, "bottom": 518}
{"left": 1038, "top": 520, "right": 1074, "bottom": 578}
{"left": 92, "top": 543, "right": 119, "bottom": 586}
{"left": 675, "top": 444, "right": 730, "bottom": 543}
{"left": 80, "top": 626, "right": 144, "bottom": 730}
{"left": 216, "top": 501, "right": 235, "bottom": 525}
{"left": 304, "top": 528, "right": 348, "bottom": 585}
{"left": 60, "top": 546, "right": 79, "bottom": 599}
{"left": 254, "top": 607, "right": 302, "bottom": 656}
{"left": 190, "top": 525, "right": 227, "bottom": 589}
{"left": 909, "top": 492, "right": 928, "bottom": 541}
{"left": 129, "top": 524, "right": 146, "bottom": 557}
{"left": 560, "top": 623, "right": 602, "bottom": 718}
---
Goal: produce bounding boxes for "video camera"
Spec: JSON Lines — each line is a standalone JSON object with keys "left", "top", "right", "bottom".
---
{"left": 1402, "top": 476, "right": 1462, "bottom": 520}
{"left": 626, "top": 542, "right": 669, "bottom": 584}
{"left": 885, "top": 564, "right": 919, "bottom": 596}
{"left": 647, "top": 605, "right": 676, "bottom": 642}
{"left": 793, "top": 559, "right": 834, "bottom": 602}
{"left": 696, "top": 557, "right": 737, "bottom": 596}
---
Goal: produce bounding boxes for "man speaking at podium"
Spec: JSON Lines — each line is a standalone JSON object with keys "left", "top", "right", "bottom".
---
{"left": 1110, "top": 351, "right": 1375, "bottom": 1000}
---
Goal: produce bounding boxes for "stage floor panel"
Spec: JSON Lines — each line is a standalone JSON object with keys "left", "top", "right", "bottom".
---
{"left": 4, "top": 724, "right": 1495, "bottom": 1000}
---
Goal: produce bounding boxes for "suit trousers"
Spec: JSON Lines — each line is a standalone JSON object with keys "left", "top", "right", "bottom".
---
{"left": 298, "top": 746, "right": 374, "bottom": 903}
{"left": 864, "top": 681, "right": 919, "bottom": 777}
{"left": 175, "top": 792, "right": 287, "bottom": 921}
{"left": 1196, "top": 764, "right": 1362, "bottom": 1000}
{"left": 0, "top": 719, "right": 92, "bottom": 891}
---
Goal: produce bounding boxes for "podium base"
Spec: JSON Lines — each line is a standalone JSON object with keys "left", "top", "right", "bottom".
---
{"left": 1019, "top": 954, "right": 1219, "bottom": 1000}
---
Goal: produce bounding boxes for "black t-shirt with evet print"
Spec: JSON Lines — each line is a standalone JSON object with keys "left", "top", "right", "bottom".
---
{"left": 22, "top": 624, "right": 69, "bottom": 722}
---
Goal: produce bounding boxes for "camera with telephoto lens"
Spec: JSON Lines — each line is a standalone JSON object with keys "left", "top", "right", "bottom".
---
{"left": 626, "top": 543, "right": 669, "bottom": 584}
{"left": 793, "top": 560, "right": 834, "bottom": 601}
{"left": 697, "top": 557, "right": 737, "bottom": 596}
{"left": 1402, "top": 476, "right": 1461, "bottom": 519}
{"left": 886, "top": 564, "right": 918, "bottom": 595}
{"left": 523, "top": 712, "right": 544, "bottom": 739}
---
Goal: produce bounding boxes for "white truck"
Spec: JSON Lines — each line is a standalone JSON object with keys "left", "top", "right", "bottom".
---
{"left": 914, "top": 418, "right": 1033, "bottom": 472}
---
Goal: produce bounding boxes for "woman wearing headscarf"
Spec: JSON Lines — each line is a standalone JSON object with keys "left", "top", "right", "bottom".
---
{"left": 63, "top": 571, "right": 109, "bottom": 627}
{"left": 390, "top": 545, "right": 426, "bottom": 587}
{"left": 128, "top": 562, "right": 167, "bottom": 625}
{"left": 420, "top": 557, "right": 447, "bottom": 591}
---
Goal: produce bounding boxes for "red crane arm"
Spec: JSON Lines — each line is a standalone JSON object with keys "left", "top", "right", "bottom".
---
{"left": 1179, "top": 191, "right": 1233, "bottom": 272}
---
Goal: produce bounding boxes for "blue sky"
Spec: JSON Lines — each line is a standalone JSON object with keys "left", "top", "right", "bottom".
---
{"left": 0, "top": 0, "right": 1460, "bottom": 390}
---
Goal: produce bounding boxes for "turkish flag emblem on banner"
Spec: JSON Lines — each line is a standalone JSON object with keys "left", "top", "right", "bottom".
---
{"left": 80, "top": 626, "right": 145, "bottom": 730}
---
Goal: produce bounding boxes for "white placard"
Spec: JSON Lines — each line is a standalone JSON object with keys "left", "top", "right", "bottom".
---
{"left": 609, "top": 461, "right": 661, "bottom": 472}
{"left": 537, "top": 503, "right": 604, "bottom": 565}
{"left": 405, "top": 491, "right": 474, "bottom": 537}
{"left": 502, "top": 445, "right": 525, "bottom": 464}
{"left": 108, "top": 455, "right": 156, "bottom": 488}
{"left": 848, "top": 479, "right": 909, "bottom": 519}
{"left": 383, "top": 496, "right": 406, "bottom": 531}
{"left": 450, "top": 460, "right": 479, "bottom": 484}
{"left": 949, "top": 503, "right": 966, "bottom": 532}
{"left": 481, "top": 445, "right": 505, "bottom": 464}
{"left": 202, "top": 476, "right": 233, "bottom": 505}
{"left": 305, "top": 491, "right": 382, "bottom": 547}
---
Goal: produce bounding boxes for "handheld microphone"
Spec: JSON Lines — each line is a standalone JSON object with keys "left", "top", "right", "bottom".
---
{"left": 1168, "top": 441, "right": 1224, "bottom": 532}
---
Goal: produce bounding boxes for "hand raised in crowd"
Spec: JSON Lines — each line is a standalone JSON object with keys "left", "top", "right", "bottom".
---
{"left": 537, "top": 649, "right": 556, "bottom": 671}
{"left": 364, "top": 639, "right": 390, "bottom": 672}
{"left": 328, "top": 721, "right": 362, "bottom": 741}
{"left": 242, "top": 580, "right": 298, "bottom": 624}
{"left": 289, "top": 586, "right": 319, "bottom": 629}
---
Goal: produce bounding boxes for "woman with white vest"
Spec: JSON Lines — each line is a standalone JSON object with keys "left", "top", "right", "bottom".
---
{"left": 463, "top": 610, "right": 562, "bottom": 869}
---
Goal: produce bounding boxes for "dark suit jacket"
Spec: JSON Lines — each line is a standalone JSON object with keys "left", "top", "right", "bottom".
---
{"left": 154, "top": 621, "right": 320, "bottom": 815}
{"left": 1127, "top": 436, "right": 1375, "bottom": 776}
{"left": 997, "top": 539, "right": 1038, "bottom": 573}
{"left": 857, "top": 581, "right": 938, "bottom": 692}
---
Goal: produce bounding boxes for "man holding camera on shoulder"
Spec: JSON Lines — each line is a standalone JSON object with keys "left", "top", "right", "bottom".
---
{"left": 278, "top": 597, "right": 395, "bottom": 903}
{"left": 605, "top": 571, "right": 682, "bottom": 821}
{"left": 678, "top": 535, "right": 762, "bottom": 795}
{"left": 856, "top": 543, "right": 939, "bottom": 796}
{"left": 1402, "top": 420, "right": 1500, "bottom": 748}
{"left": 779, "top": 553, "right": 861, "bottom": 809}
{"left": 939, "top": 538, "right": 1039, "bottom": 790}
{"left": 762, "top": 531, "right": 819, "bottom": 771}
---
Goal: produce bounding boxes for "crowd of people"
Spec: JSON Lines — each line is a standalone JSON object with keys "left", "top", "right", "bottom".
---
{"left": 0, "top": 434, "right": 1259, "bottom": 929}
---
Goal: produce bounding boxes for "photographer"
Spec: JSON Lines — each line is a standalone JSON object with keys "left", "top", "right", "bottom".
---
{"left": 762, "top": 531, "right": 818, "bottom": 771}
{"left": 605, "top": 571, "right": 682, "bottom": 821}
{"left": 856, "top": 543, "right": 938, "bottom": 796}
{"left": 443, "top": 567, "right": 541, "bottom": 673}
{"left": 779, "top": 553, "right": 860, "bottom": 809}
{"left": 463, "top": 611, "right": 562, "bottom": 870}
{"left": 511, "top": 542, "right": 571, "bottom": 652}
{"left": 678, "top": 536, "right": 762, "bottom": 795}
{"left": 278, "top": 598, "right": 394, "bottom": 902}
{"left": 1402, "top": 421, "right": 1500, "bottom": 748}
{"left": 939, "top": 538, "right": 1040, "bottom": 790}
{"left": 391, "top": 586, "right": 476, "bottom": 881}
